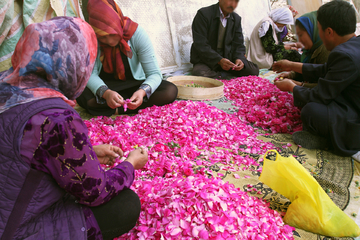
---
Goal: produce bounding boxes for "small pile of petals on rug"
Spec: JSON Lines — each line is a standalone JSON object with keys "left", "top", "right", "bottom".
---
{"left": 221, "top": 76, "right": 302, "bottom": 133}
{"left": 85, "top": 76, "right": 301, "bottom": 239}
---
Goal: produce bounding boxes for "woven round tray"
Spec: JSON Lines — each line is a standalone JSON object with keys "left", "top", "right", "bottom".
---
{"left": 167, "top": 76, "right": 224, "bottom": 100}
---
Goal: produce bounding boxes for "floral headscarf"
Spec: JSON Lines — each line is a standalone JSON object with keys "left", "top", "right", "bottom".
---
{"left": 87, "top": 0, "right": 138, "bottom": 80}
{"left": 0, "top": 17, "right": 98, "bottom": 113}
{"left": 297, "top": 11, "right": 323, "bottom": 63}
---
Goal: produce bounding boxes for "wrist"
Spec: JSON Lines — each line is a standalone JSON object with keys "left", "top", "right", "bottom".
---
{"left": 92, "top": 145, "right": 101, "bottom": 156}
{"left": 289, "top": 61, "right": 295, "bottom": 71}
{"left": 138, "top": 84, "right": 152, "bottom": 99}
{"left": 290, "top": 71, "right": 296, "bottom": 79}
{"left": 289, "top": 82, "right": 296, "bottom": 92}
{"left": 96, "top": 85, "right": 109, "bottom": 99}
{"left": 102, "top": 89, "right": 112, "bottom": 99}
{"left": 125, "top": 157, "right": 136, "bottom": 167}
{"left": 137, "top": 89, "right": 146, "bottom": 98}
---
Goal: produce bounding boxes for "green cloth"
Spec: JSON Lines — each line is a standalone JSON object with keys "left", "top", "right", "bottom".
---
{"left": 260, "top": 26, "right": 301, "bottom": 63}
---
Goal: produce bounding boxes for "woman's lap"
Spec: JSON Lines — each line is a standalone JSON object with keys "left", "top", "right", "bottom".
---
{"left": 90, "top": 189, "right": 141, "bottom": 240}
{"left": 76, "top": 79, "right": 178, "bottom": 116}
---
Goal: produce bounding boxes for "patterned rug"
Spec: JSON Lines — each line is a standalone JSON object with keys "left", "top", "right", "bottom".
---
{"left": 216, "top": 134, "right": 359, "bottom": 240}
{"left": 74, "top": 69, "right": 360, "bottom": 239}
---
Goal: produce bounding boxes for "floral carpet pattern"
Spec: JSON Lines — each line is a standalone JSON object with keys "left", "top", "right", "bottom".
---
{"left": 74, "top": 73, "right": 360, "bottom": 240}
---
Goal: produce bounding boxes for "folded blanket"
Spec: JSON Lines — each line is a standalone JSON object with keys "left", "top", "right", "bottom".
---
{"left": 0, "top": 0, "right": 84, "bottom": 72}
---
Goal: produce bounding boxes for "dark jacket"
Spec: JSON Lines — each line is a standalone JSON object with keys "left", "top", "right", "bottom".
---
{"left": 0, "top": 98, "right": 87, "bottom": 240}
{"left": 190, "top": 3, "right": 247, "bottom": 69}
{"left": 294, "top": 36, "right": 360, "bottom": 156}
{"left": 294, "top": 44, "right": 330, "bottom": 85}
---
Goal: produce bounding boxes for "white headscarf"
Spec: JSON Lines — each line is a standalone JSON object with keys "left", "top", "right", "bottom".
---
{"left": 259, "top": 7, "right": 294, "bottom": 37}
{"left": 270, "top": 7, "right": 294, "bottom": 25}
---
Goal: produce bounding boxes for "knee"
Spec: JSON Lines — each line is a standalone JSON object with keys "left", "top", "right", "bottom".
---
{"left": 192, "top": 64, "right": 203, "bottom": 76}
{"left": 125, "top": 189, "right": 141, "bottom": 222}
{"left": 301, "top": 102, "right": 321, "bottom": 120}
{"left": 246, "top": 61, "right": 259, "bottom": 76}
{"left": 192, "top": 63, "right": 218, "bottom": 78}
{"left": 168, "top": 82, "right": 178, "bottom": 101}
{"left": 162, "top": 81, "right": 178, "bottom": 104}
{"left": 192, "top": 63, "right": 210, "bottom": 77}
{"left": 301, "top": 102, "right": 328, "bottom": 128}
{"left": 235, "top": 61, "right": 259, "bottom": 77}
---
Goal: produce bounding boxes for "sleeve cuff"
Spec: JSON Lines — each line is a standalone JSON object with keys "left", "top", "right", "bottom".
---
{"left": 139, "top": 84, "right": 152, "bottom": 100}
{"left": 95, "top": 85, "right": 109, "bottom": 104}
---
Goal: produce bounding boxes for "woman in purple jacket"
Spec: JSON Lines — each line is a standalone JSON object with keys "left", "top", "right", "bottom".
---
{"left": 0, "top": 17, "right": 147, "bottom": 240}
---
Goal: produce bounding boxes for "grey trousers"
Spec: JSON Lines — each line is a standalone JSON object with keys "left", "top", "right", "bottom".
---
{"left": 192, "top": 61, "right": 259, "bottom": 79}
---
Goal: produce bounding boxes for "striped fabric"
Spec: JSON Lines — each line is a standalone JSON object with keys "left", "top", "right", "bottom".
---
{"left": 0, "top": 0, "right": 84, "bottom": 72}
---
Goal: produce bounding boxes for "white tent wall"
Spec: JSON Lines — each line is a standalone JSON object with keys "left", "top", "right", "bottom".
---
{"left": 115, "top": 0, "right": 271, "bottom": 72}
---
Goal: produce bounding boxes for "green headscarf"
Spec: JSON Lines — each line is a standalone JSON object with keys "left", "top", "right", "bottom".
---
{"left": 297, "top": 11, "right": 323, "bottom": 63}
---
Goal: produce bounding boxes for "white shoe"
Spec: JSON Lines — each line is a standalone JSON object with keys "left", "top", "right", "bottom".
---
{"left": 352, "top": 151, "right": 360, "bottom": 163}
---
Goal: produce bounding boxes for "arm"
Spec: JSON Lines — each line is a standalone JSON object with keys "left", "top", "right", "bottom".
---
{"left": 126, "top": 26, "right": 162, "bottom": 109}
{"left": 302, "top": 63, "right": 327, "bottom": 83}
{"left": 261, "top": 27, "right": 300, "bottom": 62}
{"left": 23, "top": 110, "right": 135, "bottom": 206}
{"left": 293, "top": 51, "right": 358, "bottom": 107}
{"left": 131, "top": 26, "right": 162, "bottom": 95}
{"left": 261, "top": 27, "right": 287, "bottom": 55}
{"left": 86, "top": 44, "right": 124, "bottom": 108}
{"left": 231, "top": 16, "right": 247, "bottom": 66}
{"left": 191, "top": 10, "right": 223, "bottom": 68}
{"left": 272, "top": 60, "right": 303, "bottom": 74}
{"left": 85, "top": 44, "right": 106, "bottom": 97}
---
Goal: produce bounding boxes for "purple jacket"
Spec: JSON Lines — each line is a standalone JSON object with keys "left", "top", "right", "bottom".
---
{"left": 0, "top": 98, "right": 87, "bottom": 240}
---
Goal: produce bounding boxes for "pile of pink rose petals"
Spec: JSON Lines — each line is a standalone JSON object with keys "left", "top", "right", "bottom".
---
{"left": 119, "top": 176, "right": 295, "bottom": 240}
{"left": 85, "top": 76, "right": 301, "bottom": 239}
{"left": 85, "top": 101, "right": 274, "bottom": 175}
{"left": 221, "top": 76, "right": 302, "bottom": 133}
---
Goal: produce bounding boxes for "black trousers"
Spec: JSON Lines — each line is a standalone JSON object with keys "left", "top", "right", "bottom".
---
{"left": 301, "top": 102, "right": 330, "bottom": 138}
{"left": 301, "top": 100, "right": 360, "bottom": 156}
{"left": 192, "top": 61, "right": 259, "bottom": 79}
{"left": 90, "top": 189, "right": 141, "bottom": 240}
{"left": 77, "top": 78, "right": 178, "bottom": 116}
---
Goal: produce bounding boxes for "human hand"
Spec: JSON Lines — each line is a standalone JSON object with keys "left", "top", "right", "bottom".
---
{"left": 291, "top": 80, "right": 303, "bottom": 86}
{"left": 272, "top": 60, "right": 293, "bottom": 73}
{"left": 285, "top": 42, "right": 303, "bottom": 50}
{"left": 293, "top": 42, "right": 304, "bottom": 49}
{"left": 218, "top": 58, "right": 236, "bottom": 71}
{"left": 233, "top": 59, "right": 244, "bottom": 71}
{"left": 284, "top": 44, "right": 292, "bottom": 50}
{"left": 93, "top": 144, "right": 123, "bottom": 165}
{"left": 103, "top": 89, "right": 125, "bottom": 109}
{"left": 128, "top": 89, "right": 146, "bottom": 110}
{"left": 274, "top": 78, "right": 296, "bottom": 92}
{"left": 125, "top": 147, "right": 148, "bottom": 169}
{"left": 275, "top": 72, "right": 292, "bottom": 80}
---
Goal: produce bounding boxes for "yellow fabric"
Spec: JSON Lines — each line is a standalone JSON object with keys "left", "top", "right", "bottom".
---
{"left": 259, "top": 150, "right": 360, "bottom": 237}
